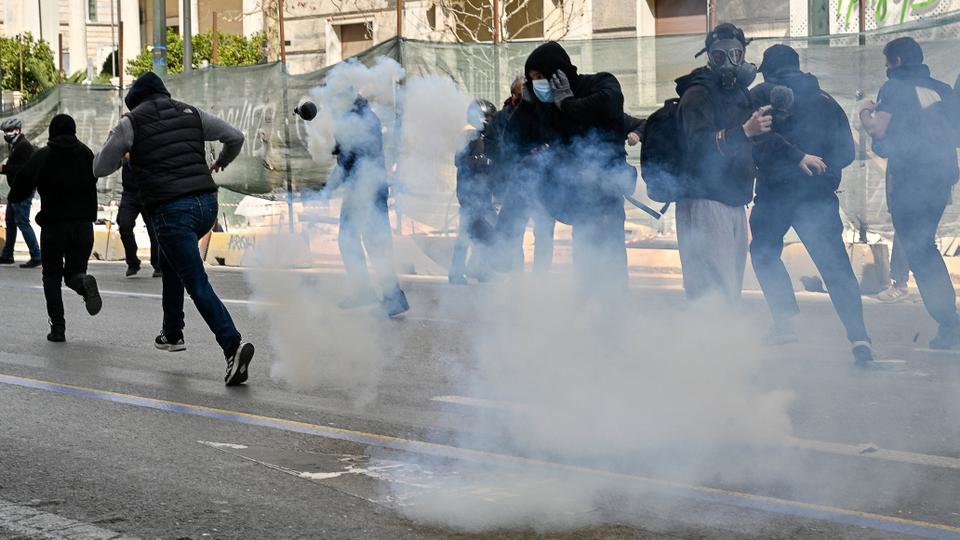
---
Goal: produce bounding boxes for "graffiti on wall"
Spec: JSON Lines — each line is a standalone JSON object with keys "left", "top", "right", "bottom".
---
{"left": 838, "top": 0, "right": 944, "bottom": 28}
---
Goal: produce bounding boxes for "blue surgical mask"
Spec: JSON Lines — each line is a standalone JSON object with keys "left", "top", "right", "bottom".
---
{"left": 532, "top": 79, "right": 553, "bottom": 103}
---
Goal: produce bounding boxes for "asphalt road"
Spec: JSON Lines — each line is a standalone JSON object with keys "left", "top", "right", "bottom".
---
{"left": 0, "top": 262, "right": 958, "bottom": 539}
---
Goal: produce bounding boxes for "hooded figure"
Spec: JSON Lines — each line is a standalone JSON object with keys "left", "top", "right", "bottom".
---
{"left": 93, "top": 72, "right": 255, "bottom": 386}
{"left": 747, "top": 44, "right": 873, "bottom": 366}
{"left": 0, "top": 117, "right": 41, "bottom": 266}
{"left": 673, "top": 23, "right": 766, "bottom": 304}
{"left": 860, "top": 36, "right": 960, "bottom": 350}
{"left": 325, "top": 95, "right": 409, "bottom": 317}
{"left": 7, "top": 114, "right": 102, "bottom": 341}
{"left": 516, "top": 41, "right": 632, "bottom": 303}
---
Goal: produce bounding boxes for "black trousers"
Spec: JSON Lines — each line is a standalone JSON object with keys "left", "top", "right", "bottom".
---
{"left": 889, "top": 186, "right": 960, "bottom": 330}
{"left": 750, "top": 194, "right": 869, "bottom": 343}
{"left": 40, "top": 221, "right": 94, "bottom": 326}
{"left": 117, "top": 194, "right": 159, "bottom": 270}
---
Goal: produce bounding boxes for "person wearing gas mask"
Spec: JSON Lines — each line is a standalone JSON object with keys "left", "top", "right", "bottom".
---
{"left": 450, "top": 99, "right": 499, "bottom": 284}
{"left": 311, "top": 95, "right": 409, "bottom": 317}
{"left": 747, "top": 44, "right": 873, "bottom": 366}
{"left": 0, "top": 118, "right": 42, "bottom": 268}
{"left": 519, "top": 41, "right": 634, "bottom": 303}
{"left": 674, "top": 23, "right": 768, "bottom": 303}
{"left": 490, "top": 77, "right": 556, "bottom": 275}
{"left": 861, "top": 37, "right": 960, "bottom": 349}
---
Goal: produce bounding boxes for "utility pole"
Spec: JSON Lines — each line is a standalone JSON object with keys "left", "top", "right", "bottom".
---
{"left": 212, "top": 12, "right": 219, "bottom": 65}
{"left": 19, "top": 34, "right": 24, "bottom": 95}
{"left": 397, "top": 0, "right": 404, "bottom": 38}
{"left": 110, "top": 0, "right": 117, "bottom": 77}
{"left": 183, "top": 0, "right": 192, "bottom": 72}
{"left": 38, "top": 0, "right": 44, "bottom": 42}
{"left": 58, "top": 34, "right": 64, "bottom": 81}
{"left": 278, "top": 0, "right": 286, "bottom": 65}
{"left": 492, "top": 0, "right": 500, "bottom": 43}
{"left": 152, "top": 0, "right": 167, "bottom": 76}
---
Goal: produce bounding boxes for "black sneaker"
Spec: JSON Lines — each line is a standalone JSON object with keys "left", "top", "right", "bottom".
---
{"left": 929, "top": 325, "right": 960, "bottom": 350}
{"left": 380, "top": 287, "right": 410, "bottom": 318}
{"left": 0, "top": 257, "right": 14, "bottom": 265}
{"left": 152, "top": 269, "right": 162, "bottom": 278}
{"left": 81, "top": 275, "right": 102, "bottom": 316}
{"left": 448, "top": 274, "right": 468, "bottom": 285}
{"left": 154, "top": 332, "right": 186, "bottom": 352}
{"left": 47, "top": 325, "right": 65, "bottom": 343}
{"left": 20, "top": 259, "right": 41, "bottom": 269}
{"left": 852, "top": 341, "right": 874, "bottom": 367}
{"left": 126, "top": 265, "right": 141, "bottom": 277}
{"left": 225, "top": 341, "right": 255, "bottom": 386}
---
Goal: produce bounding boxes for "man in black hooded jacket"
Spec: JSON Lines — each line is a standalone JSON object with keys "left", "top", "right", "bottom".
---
{"left": 8, "top": 114, "right": 102, "bottom": 342}
{"left": 748, "top": 44, "right": 873, "bottom": 366}
{"left": 93, "top": 72, "right": 255, "bottom": 386}
{"left": 675, "top": 23, "right": 768, "bottom": 304}
{"left": 861, "top": 37, "right": 960, "bottom": 350}
{"left": 521, "top": 41, "right": 633, "bottom": 302}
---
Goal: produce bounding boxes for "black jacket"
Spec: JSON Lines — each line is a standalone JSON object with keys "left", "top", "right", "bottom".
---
{"left": 2, "top": 136, "right": 35, "bottom": 193}
{"left": 127, "top": 95, "right": 218, "bottom": 209}
{"left": 676, "top": 67, "right": 756, "bottom": 207}
{"left": 874, "top": 64, "right": 959, "bottom": 193}
{"left": 9, "top": 135, "right": 98, "bottom": 226}
{"left": 527, "top": 72, "right": 633, "bottom": 222}
{"left": 751, "top": 71, "right": 854, "bottom": 200}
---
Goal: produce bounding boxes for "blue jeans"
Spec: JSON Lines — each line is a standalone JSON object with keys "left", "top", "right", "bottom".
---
{"left": 3, "top": 198, "right": 41, "bottom": 260}
{"left": 151, "top": 193, "right": 240, "bottom": 356}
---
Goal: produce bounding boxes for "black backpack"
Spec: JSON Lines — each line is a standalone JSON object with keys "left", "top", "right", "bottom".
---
{"left": 640, "top": 98, "right": 687, "bottom": 203}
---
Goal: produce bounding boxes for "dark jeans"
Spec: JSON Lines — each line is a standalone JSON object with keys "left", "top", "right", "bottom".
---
{"left": 889, "top": 188, "right": 959, "bottom": 330}
{"left": 450, "top": 203, "right": 495, "bottom": 280}
{"left": 3, "top": 198, "right": 41, "bottom": 260}
{"left": 40, "top": 221, "right": 94, "bottom": 326}
{"left": 117, "top": 194, "right": 159, "bottom": 271}
{"left": 338, "top": 183, "right": 400, "bottom": 295}
{"left": 151, "top": 193, "right": 240, "bottom": 355}
{"left": 750, "top": 194, "right": 869, "bottom": 343}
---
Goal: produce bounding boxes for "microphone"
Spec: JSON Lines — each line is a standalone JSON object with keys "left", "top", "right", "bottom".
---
{"left": 770, "top": 85, "right": 794, "bottom": 113}
{"left": 294, "top": 101, "right": 318, "bottom": 121}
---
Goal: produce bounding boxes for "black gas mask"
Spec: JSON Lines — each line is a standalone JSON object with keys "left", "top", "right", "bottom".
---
{"left": 2, "top": 131, "right": 17, "bottom": 144}
{"left": 707, "top": 38, "right": 757, "bottom": 89}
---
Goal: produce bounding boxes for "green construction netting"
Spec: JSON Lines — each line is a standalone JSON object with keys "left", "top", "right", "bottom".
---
{"left": 2, "top": 15, "right": 960, "bottom": 236}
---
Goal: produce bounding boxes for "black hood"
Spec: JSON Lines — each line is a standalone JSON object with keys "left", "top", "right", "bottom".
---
{"left": 764, "top": 69, "right": 821, "bottom": 98}
{"left": 47, "top": 114, "right": 81, "bottom": 150}
{"left": 125, "top": 72, "right": 171, "bottom": 110}
{"left": 887, "top": 63, "right": 932, "bottom": 82}
{"left": 675, "top": 66, "right": 720, "bottom": 95}
{"left": 524, "top": 42, "right": 580, "bottom": 86}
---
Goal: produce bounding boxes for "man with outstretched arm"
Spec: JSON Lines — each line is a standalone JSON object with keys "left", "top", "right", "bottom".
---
{"left": 93, "top": 72, "right": 255, "bottom": 386}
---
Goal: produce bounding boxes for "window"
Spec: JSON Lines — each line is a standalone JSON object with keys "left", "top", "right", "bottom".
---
{"left": 87, "top": 0, "right": 98, "bottom": 22}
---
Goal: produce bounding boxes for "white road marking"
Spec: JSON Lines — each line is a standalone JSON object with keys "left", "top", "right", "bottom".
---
{"left": 431, "top": 394, "right": 960, "bottom": 471}
{"left": 0, "top": 497, "right": 136, "bottom": 539}
{"left": 198, "top": 440, "right": 248, "bottom": 450}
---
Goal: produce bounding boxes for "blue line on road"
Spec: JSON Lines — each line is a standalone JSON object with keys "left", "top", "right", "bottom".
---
{"left": 1, "top": 372, "right": 959, "bottom": 539}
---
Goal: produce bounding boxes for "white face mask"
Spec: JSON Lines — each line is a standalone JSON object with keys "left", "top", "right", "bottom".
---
{"left": 532, "top": 79, "right": 553, "bottom": 103}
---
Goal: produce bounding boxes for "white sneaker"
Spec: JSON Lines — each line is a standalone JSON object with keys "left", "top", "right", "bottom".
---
{"left": 876, "top": 283, "right": 909, "bottom": 303}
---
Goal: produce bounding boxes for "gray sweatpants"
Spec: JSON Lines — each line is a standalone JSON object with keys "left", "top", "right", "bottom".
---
{"left": 676, "top": 199, "right": 748, "bottom": 303}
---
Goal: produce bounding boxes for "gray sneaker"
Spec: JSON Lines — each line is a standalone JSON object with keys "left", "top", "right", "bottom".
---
{"left": 763, "top": 319, "right": 799, "bottom": 346}
{"left": 876, "top": 283, "right": 909, "bottom": 303}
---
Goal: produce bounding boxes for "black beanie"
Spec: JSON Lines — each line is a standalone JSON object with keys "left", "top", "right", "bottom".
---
{"left": 759, "top": 44, "right": 800, "bottom": 75}
{"left": 48, "top": 114, "right": 76, "bottom": 138}
{"left": 524, "top": 42, "right": 579, "bottom": 82}
{"left": 124, "top": 72, "right": 171, "bottom": 110}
